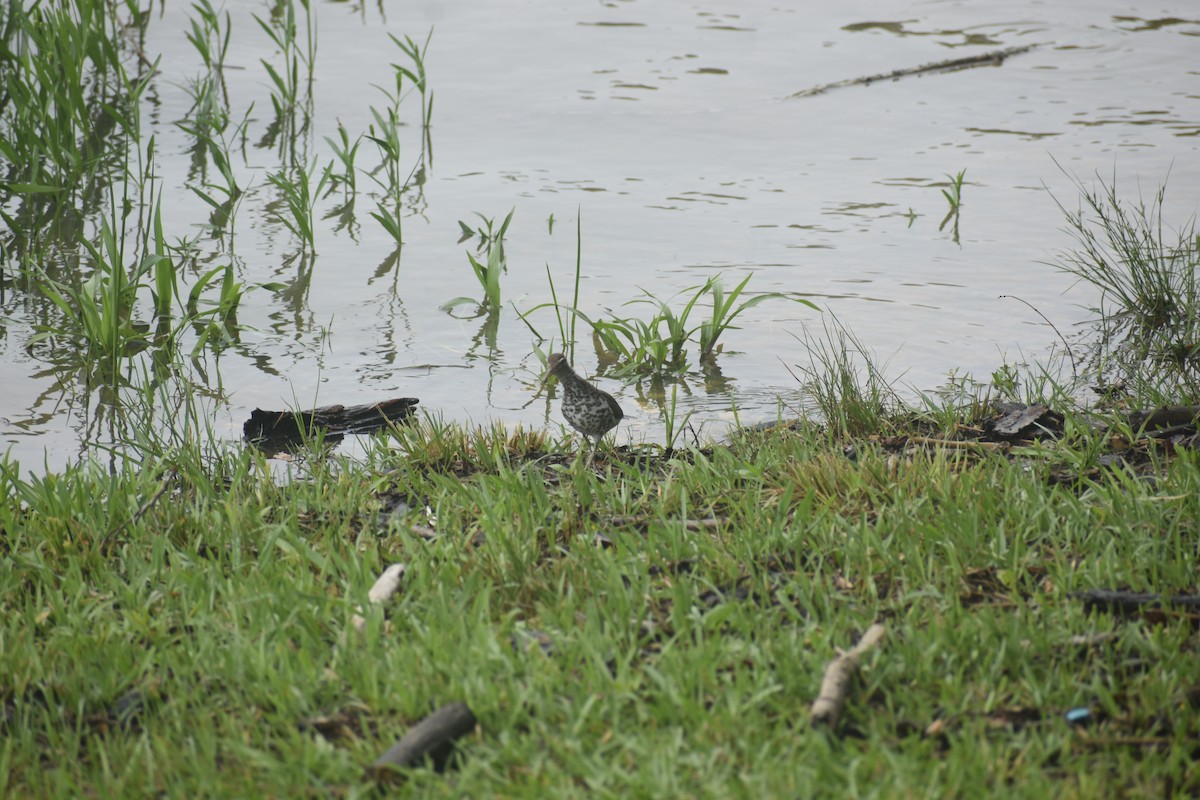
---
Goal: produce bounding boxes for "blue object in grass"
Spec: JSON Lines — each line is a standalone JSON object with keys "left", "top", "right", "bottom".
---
{"left": 1065, "top": 707, "right": 1091, "bottom": 726}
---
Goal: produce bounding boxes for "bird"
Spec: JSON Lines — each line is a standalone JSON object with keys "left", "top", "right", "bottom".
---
{"left": 541, "top": 352, "right": 624, "bottom": 466}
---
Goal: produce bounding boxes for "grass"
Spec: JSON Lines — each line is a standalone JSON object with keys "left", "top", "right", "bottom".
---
{"left": 2, "top": 385, "right": 1199, "bottom": 797}
{"left": 1049, "top": 170, "right": 1200, "bottom": 401}
{"left": 786, "top": 315, "right": 905, "bottom": 437}
{"left": 1052, "top": 171, "right": 1197, "bottom": 332}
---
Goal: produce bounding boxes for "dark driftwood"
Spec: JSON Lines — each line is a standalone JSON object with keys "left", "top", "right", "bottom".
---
{"left": 790, "top": 45, "right": 1034, "bottom": 98}
{"left": 243, "top": 397, "right": 418, "bottom": 451}
{"left": 1128, "top": 406, "right": 1200, "bottom": 432}
{"left": 811, "top": 623, "right": 886, "bottom": 728}
{"left": 369, "top": 703, "right": 477, "bottom": 779}
{"left": 1073, "top": 589, "right": 1200, "bottom": 616}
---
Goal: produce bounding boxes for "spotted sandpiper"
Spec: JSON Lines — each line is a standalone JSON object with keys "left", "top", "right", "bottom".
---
{"left": 541, "top": 352, "right": 624, "bottom": 466}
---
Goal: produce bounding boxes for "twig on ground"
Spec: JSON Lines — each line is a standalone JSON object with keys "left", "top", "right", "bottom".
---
{"left": 906, "top": 436, "right": 1006, "bottom": 452}
{"left": 100, "top": 468, "right": 177, "bottom": 551}
{"left": 811, "top": 623, "right": 887, "bottom": 728}
{"left": 607, "top": 515, "right": 724, "bottom": 531}
{"left": 408, "top": 524, "right": 439, "bottom": 542}
{"left": 351, "top": 563, "right": 407, "bottom": 632}
{"left": 1065, "top": 632, "right": 1120, "bottom": 648}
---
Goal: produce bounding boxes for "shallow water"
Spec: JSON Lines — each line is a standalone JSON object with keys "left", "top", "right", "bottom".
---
{"left": 3, "top": 0, "right": 1200, "bottom": 468}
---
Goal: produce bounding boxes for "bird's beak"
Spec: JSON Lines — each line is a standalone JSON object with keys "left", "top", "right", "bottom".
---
{"left": 540, "top": 369, "right": 555, "bottom": 387}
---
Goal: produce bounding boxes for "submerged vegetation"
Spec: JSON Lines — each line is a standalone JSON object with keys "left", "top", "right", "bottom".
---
{"left": 0, "top": 0, "right": 436, "bottom": 455}
{"left": 445, "top": 207, "right": 514, "bottom": 313}
{"left": 584, "top": 274, "right": 816, "bottom": 379}
{"left": 522, "top": 270, "right": 817, "bottom": 383}
{"left": 938, "top": 167, "right": 966, "bottom": 243}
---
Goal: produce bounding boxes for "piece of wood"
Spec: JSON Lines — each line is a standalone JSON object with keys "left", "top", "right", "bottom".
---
{"left": 407, "top": 524, "right": 439, "bottom": 542}
{"left": 991, "top": 403, "right": 1050, "bottom": 437}
{"left": 811, "top": 623, "right": 886, "bottom": 728}
{"left": 351, "top": 564, "right": 407, "bottom": 633}
{"left": 983, "top": 402, "right": 1065, "bottom": 440}
{"left": 790, "top": 46, "right": 1034, "bottom": 98}
{"left": 1065, "top": 632, "right": 1119, "bottom": 648}
{"left": 243, "top": 397, "right": 419, "bottom": 452}
{"left": 369, "top": 702, "right": 477, "bottom": 779}
{"left": 1128, "top": 405, "right": 1200, "bottom": 432}
{"left": 606, "top": 515, "right": 724, "bottom": 531}
{"left": 906, "top": 436, "right": 1005, "bottom": 452}
{"left": 1072, "top": 589, "right": 1200, "bottom": 615}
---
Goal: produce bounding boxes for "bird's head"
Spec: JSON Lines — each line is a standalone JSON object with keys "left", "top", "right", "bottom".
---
{"left": 541, "top": 352, "right": 568, "bottom": 386}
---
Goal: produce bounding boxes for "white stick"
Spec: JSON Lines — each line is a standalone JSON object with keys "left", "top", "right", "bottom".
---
{"left": 810, "top": 623, "right": 886, "bottom": 727}
{"left": 351, "top": 563, "right": 407, "bottom": 633}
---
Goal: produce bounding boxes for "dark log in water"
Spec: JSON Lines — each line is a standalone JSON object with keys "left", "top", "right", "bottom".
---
{"left": 243, "top": 397, "right": 419, "bottom": 452}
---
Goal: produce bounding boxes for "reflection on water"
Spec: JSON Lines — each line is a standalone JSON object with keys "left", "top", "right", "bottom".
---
{"left": 2, "top": 0, "right": 1199, "bottom": 471}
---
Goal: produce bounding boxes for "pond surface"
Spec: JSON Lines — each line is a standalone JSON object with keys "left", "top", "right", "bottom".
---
{"left": 3, "top": 0, "right": 1200, "bottom": 468}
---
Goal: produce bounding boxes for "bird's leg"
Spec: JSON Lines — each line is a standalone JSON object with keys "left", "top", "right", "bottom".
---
{"left": 584, "top": 437, "right": 598, "bottom": 468}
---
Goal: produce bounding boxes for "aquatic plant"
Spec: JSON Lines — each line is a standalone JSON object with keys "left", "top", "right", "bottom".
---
{"left": 545, "top": 213, "right": 585, "bottom": 361}
{"left": 457, "top": 208, "right": 514, "bottom": 256}
{"left": 185, "top": 0, "right": 232, "bottom": 76}
{"left": 390, "top": 30, "right": 434, "bottom": 158}
{"left": 360, "top": 28, "right": 435, "bottom": 244}
{"left": 267, "top": 159, "right": 332, "bottom": 252}
{"left": 181, "top": 0, "right": 232, "bottom": 134}
{"left": 325, "top": 122, "right": 361, "bottom": 196}
{"left": 37, "top": 218, "right": 149, "bottom": 363}
{"left": 0, "top": 0, "right": 152, "bottom": 244}
{"left": 1052, "top": 172, "right": 1197, "bottom": 335}
{"left": 444, "top": 209, "right": 513, "bottom": 313}
{"left": 579, "top": 275, "right": 816, "bottom": 380}
{"left": 697, "top": 273, "right": 815, "bottom": 357}
{"left": 179, "top": 109, "right": 251, "bottom": 238}
{"left": 467, "top": 239, "right": 506, "bottom": 313}
{"left": 253, "top": 0, "right": 316, "bottom": 116}
{"left": 661, "top": 383, "right": 694, "bottom": 453}
{"left": 938, "top": 168, "right": 966, "bottom": 243}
